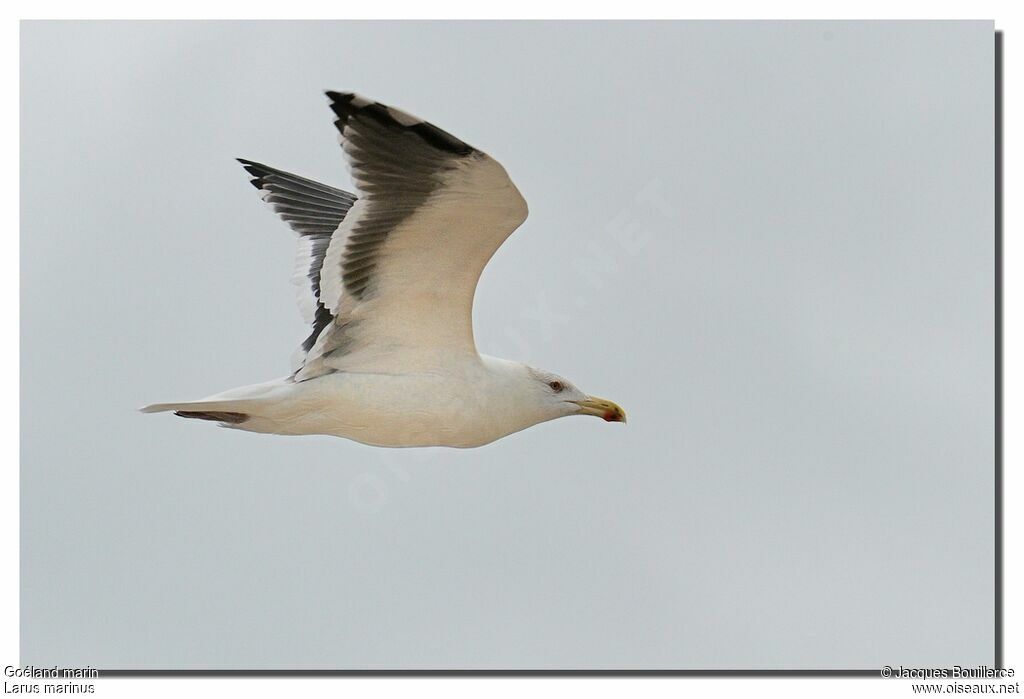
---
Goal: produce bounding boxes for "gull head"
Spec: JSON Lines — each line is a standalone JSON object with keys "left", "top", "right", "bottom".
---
{"left": 524, "top": 367, "right": 627, "bottom": 425}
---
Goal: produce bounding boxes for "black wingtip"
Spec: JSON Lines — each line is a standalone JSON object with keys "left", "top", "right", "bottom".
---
{"left": 323, "top": 91, "right": 477, "bottom": 157}
{"left": 326, "top": 91, "right": 363, "bottom": 124}
{"left": 236, "top": 158, "right": 268, "bottom": 189}
{"left": 237, "top": 157, "right": 268, "bottom": 170}
{"left": 325, "top": 91, "right": 357, "bottom": 113}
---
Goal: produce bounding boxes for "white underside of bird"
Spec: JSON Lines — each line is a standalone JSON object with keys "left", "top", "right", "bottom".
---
{"left": 142, "top": 92, "right": 625, "bottom": 448}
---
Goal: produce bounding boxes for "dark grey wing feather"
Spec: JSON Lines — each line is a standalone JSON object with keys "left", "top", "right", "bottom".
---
{"left": 323, "top": 91, "right": 479, "bottom": 299}
{"left": 238, "top": 158, "right": 357, "bottom": 235}
{"left": 238, "top": 159, "right": 358, "bottom": 364}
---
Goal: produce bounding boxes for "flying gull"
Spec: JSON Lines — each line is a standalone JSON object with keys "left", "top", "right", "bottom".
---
{"left": 142, "top": 92, "right": 626, "bottom": 448}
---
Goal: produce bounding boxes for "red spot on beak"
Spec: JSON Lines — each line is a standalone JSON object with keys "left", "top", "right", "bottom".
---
{"left": 577, "top": 397, "right": 626, "bottom": 423}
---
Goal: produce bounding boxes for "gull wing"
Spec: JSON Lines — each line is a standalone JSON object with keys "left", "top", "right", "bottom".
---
{"left": 237, "top": 159, "right": 357, "bottom": 362}
{"left": 302, "top": 92, "right": 528, "bottom": 379}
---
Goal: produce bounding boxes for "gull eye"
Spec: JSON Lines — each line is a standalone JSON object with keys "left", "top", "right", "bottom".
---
{"left": 548, "top": 381, "right": 564, "bottom": 392}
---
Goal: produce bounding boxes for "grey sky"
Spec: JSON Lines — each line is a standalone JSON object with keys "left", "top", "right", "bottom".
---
{"left": 21, "top": 20, "right": 994, "bottom": 669}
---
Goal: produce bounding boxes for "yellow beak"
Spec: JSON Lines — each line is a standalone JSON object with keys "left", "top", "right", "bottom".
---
{"left": 573, "top": 396, "right": 627, "bottom": 423}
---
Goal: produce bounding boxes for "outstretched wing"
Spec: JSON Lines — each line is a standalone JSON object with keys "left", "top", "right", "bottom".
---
{"left": 240, "top": 93, "right": 528, "bottom": 380}
{"left": 298, "top": 92, "right": 528, "bottom": 379}
{"left": 237, "top": 159, "right": 357, "bottom": 363}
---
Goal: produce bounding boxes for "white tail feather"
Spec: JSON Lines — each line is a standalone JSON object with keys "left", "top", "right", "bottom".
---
{"left": 139, "top": 400, "right": 252, "bottom": 414}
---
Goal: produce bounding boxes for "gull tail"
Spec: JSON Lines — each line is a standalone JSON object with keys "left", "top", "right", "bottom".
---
{"left": 140, "top": 401, "right": 253, "bottom": 424}
{"left": 141, "top": 378, "right": 294, "bottom": 428}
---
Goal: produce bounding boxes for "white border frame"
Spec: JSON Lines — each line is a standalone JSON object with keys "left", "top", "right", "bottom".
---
{"left": 6, "top": 6, "right": 1017, "bottom": 698}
